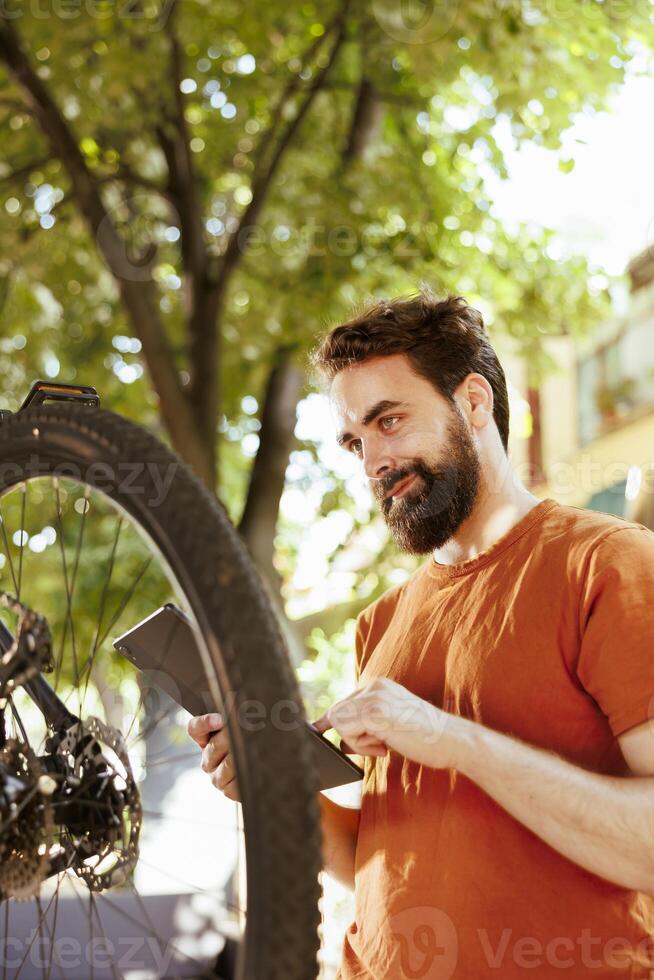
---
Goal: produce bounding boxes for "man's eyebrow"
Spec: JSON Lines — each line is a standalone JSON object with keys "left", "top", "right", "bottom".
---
{"left": 336, "top": 400, "right": 409, "bottom": 448}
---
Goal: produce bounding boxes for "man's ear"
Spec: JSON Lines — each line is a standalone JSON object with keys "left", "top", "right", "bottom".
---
{"left": 456, "top": 374, "right": 494, "bottom": 431}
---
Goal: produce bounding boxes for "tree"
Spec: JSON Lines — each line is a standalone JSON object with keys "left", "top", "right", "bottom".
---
{"left": 1, "top": 0, "right": 650, "bottom": 656}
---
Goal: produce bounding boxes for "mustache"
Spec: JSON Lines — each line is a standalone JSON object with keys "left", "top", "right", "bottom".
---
{"left": 376, "top": 462, "right": 430, "bottom": 502}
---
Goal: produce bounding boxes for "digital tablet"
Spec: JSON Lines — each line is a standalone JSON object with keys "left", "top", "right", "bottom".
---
{"left": 113, "top": 603, "right": 363, "bottom": 790}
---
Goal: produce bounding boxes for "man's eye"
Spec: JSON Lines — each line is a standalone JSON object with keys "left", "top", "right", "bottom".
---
{"left": 350, "top": 440, "right": 362, "bottom": 455}
{"left": 381, "top": 416, "right": 399, "bottom": 430}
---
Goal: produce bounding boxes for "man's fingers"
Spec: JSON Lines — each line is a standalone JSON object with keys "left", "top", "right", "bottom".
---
{"left": 211, "top": 755, "right": 239, "bottom": 796}
{"left": 201, "top": 731, "right": 229, "bottom": 773}
{"left": 344, "top": 733, "right": 388, "bottom": 755}
{"left": 222, "top": 779, "right": 240, "bottom": 802}
{"left": 310, "top": 715, "right": 331, "bottom": 734}
{"left": 187, "top": 712, "right": 223, "bottom": 748}
{"left": 189, "top": 716, "right": 239, "bottom": 800}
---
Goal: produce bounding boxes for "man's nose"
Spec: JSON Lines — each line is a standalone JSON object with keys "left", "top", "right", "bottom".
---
{"left": 362, "top": 437, "right": 395, "bottom": 482}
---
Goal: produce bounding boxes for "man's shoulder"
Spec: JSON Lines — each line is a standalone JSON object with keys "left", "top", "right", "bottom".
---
{"left": 544, "top": 499, "right": 654, "bottom": 556}
{"left": 537, "top": 500, "right": 654, "bottom": 592}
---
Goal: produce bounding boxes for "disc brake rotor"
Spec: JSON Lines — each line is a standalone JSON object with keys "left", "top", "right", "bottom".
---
{"left": 49, "top": 715, "right": 142, "bottom": 892}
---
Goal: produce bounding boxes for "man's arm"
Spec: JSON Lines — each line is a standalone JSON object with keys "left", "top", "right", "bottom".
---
{"left": 315, "top": 678, "right": 654, "bottom": 896}
{"left": 318, "top": 793, "right": 360, "bottom": 890}
{"left": 450, "top": 714, "right": 654, "bottom": 895}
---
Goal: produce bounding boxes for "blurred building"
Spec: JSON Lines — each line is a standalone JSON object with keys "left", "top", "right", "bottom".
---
{"left": 506, "top": 247, "right": 654, "bottom": 529}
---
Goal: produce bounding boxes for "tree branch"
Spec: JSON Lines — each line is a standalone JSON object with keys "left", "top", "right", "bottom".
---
{"left": 147, "top": 0, "right": 223, "bottom": 467}
{"left": 342, "top": 76, "right": 383, "bottom": 164}
{"left": 323, "top": 79, "right": 424, "bottom": 108}
{"left": 0, "top": 155, "right": 52, "bottom": 187}
{"left": 237, "top": 346, "right": 309, "bottom": 666}
{"left": 97, "top": 163, "right": 172, "bottom": 201}
{"left": 238, "top": 346, "right": 303, "bottom": 575}
{"left": 251, "top": 12, "right": 345, "bottom": 178}
{"left": 218, "top": 1, "right": 350, "bottom": 287}
{"left": 183, "top": 1, "right": 350, "bottom": 476}
{"left": 0, "top": 18, "right": 215, "bottom": 488}
{"left": 157, "top": 0, "right": 206, "bottom": 288}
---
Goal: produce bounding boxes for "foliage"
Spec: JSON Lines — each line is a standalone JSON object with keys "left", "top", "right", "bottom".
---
{"left": 1, "top": 0, "right": 651, "bottom": 657}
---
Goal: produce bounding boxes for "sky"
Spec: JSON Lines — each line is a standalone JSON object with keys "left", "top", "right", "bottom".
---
{"left": 484, "top": 72, "right": 654, "bottom": 277}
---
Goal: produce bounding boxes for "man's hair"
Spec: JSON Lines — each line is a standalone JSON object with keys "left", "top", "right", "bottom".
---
{"left": 309, "top": 288, "right": 510, "bottom": 452}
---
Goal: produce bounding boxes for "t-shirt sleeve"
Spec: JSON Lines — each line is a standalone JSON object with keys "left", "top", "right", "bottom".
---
{"left": 577, "top": 525, "right": 654, "bottom": 737}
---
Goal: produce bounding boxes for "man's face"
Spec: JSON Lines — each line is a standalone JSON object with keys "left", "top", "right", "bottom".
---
{"left": 330, "top": 353, "right": 481, "bottom": 554}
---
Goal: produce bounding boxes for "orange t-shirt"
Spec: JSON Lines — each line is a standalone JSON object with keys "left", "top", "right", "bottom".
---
{"left": 337, "top": 497, "right": 654, "bottom": 979}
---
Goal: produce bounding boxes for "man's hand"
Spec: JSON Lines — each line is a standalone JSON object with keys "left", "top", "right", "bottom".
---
{"left": 187, "top": 712, "right": 240, "bottom": 801}
{"left": 313, "top": 677, "right": 454, "bottom": 769}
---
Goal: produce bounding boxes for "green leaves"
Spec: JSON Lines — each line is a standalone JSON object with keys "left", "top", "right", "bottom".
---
{"left": 0, "top": 0, "right": 645, "bottom": 641}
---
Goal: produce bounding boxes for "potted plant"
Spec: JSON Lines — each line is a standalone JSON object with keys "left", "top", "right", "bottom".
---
{"left": 595, "top": 383, "right": 617, "bottom": 422}
{"left": 613, "top": 376, "right": 637, "bottom": 413}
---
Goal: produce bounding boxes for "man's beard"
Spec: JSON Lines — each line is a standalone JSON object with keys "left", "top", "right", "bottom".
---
{"left": 374, "top": 408, "right": 481, "bottom": 555}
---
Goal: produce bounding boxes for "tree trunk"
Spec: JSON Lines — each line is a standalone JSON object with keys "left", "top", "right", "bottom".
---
{"left": 342, "top": 77, "right": 383, "bottom": 165}
{"left": 237, "top": 348, "right": 312, "bottom": 665}
{"left": 238, "top": 348, "right": 303, "bottom": 585}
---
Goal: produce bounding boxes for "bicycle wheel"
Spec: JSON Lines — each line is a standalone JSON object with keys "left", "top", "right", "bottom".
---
{"left": 0, "top": 403, "right": 322, "bottom": 980}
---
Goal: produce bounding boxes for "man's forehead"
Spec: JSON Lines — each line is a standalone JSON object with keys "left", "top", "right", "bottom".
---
{"left": 329, "top": 354, "right": 416, "bottom": 415}
{"left": 328, "top": 360, "right": 418, "bottom": 446}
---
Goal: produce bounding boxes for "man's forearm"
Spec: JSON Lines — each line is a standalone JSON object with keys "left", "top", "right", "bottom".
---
{"left": 318, "top": 792, "right": 359, "bottom": 890}
{"left": 449, "top": 716, "right": 654, "bottom": 894}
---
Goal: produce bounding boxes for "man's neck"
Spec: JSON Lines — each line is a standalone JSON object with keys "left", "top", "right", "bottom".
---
{"left": 432, "top": 475, "right": 543, "bottom": 566}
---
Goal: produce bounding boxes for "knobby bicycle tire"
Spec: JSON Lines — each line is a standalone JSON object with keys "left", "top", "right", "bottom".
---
{"left": 0, "top": 403, "right": 323, "bottom": 980}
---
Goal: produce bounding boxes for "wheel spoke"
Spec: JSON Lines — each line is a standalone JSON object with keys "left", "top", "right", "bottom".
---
{"left": 134, "top": 853, "right": 246, "bottom": 916}
{"left": 33, "top": 892, "right": 67, "bottom": 980}
{"left": 98, "top": 885, "right": 216, "bottom": 977}
{"left": 0, "top": 504, "right": 19, "bottom": 596}
{"left": 3, "top": 899, "right": 9, "bottom": 980}
{"left": 52, "top": 479, "right": 79, "bottom": 698}
{"left": 8, "top": 880, "right": 63, "bottom": 978}
{"left": 53, "top": 480, "right": 89, "bottom": 693}
{"left": 67, "top": 875, "right": 123, "bottom": 980}
{"left": 78, "top": 514, "right": 123, "bottom": 711}
{"left": 125, "top": 699, "right": 183, "bottom": 751}
{"left": 16, "top": 482, "right": 26, "bottom": 603}
{"left": 95, "top": 555, "right": 153, "bottom": 652}
{"left": 126, "top": 882, "right": 187, "bottom": 980}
